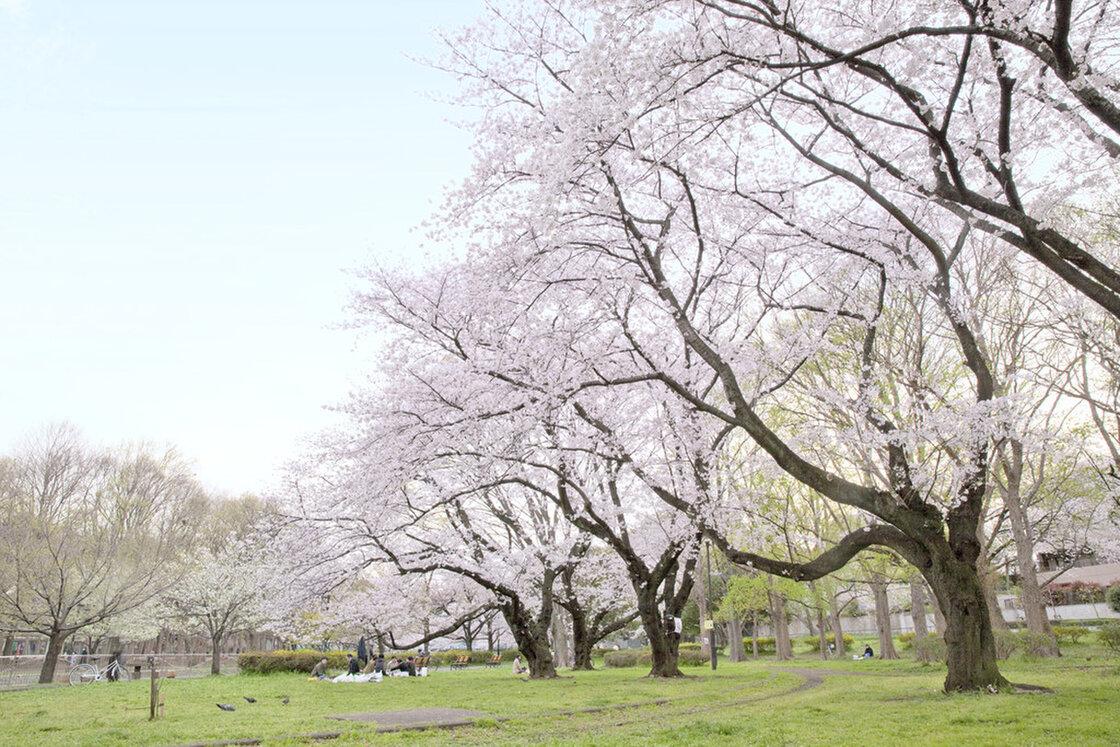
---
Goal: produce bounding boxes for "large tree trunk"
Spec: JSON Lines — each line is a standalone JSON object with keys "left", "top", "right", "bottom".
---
{"left": 768, "top": 591, "right": 792, "bottom": 660}
{"left": 39, "top": 629, "right": 68, "bottom": 684}
{"left": 1002, "top": 443, "right": 1060, "bottom": 655}
{"left": 638, "top": 590, "right": 683, "bottom": 677}
{"left": 1, "top": 635, "right": 13, "bottom": 657}
{"left": 925, "top": 552, "right": 1008, "bottom": 692}
{"left": 501, "top": 602, "right": 556, "bottom": 679}
{"left": 829, "top": 592, "right": 846, "bottom": 657}
{"left": 870, "top": 580, "right": 898, "bottom": 659}
{"left": 751, "top": 611, "right": 759, "bottom": 658}
{"left": 726, "top": 619, "right": 745, "bottom": 662}
{"left": 569, "top": 608, "right": 594, "bottom": 670}
{"left": 910, "top": 581, "right": 929, "bottom": 638}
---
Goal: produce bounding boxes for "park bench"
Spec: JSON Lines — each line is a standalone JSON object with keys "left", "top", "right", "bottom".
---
{"left": 484, "top": 654, "right": 501, "bottom": 668}
{"left": 449, "top": 655, "right": 470, "bottom": 670}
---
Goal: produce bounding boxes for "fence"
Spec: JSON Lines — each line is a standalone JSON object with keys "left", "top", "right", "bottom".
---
{"left": 0, "top": 652, "right": 240, "bottom": 691}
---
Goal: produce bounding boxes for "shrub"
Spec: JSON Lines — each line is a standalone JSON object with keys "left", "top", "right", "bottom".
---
{"left": 602, "top": 648, "right": 711, "bottom": 668}
{"left": 911, "top": 634, "right": 946, "bottom": 664}
{"left": 603, "top": 650, "right": 642, "bottom": 668}
{"left": 741, "top": 636, "right": 777, "bottom": 653}
{"left": 1018, "top": 631, "right": 1056, "bottom": 658}
{"left": 800, "top": 633, "right": 854, "bottom": 652}
{"left": 993, "top": 630, "right": 1020, "bottom": 660}
{"left": 428, "top": 649, "right": 520, "bottom": 666}
{"left": 1107, "top": 585, "right": 1120, "bottom": 614}
{"left": 897, "top": 632, "right": 915, "bottom": 648}
{"left": 238, "top": 650, "right": 351, "bottom": 674}
{"left": 1099, "top": 621, "right": 1120, "bottom": 655}
{"left": 1052, "top": 625, "right": 1085, "bottom": 645}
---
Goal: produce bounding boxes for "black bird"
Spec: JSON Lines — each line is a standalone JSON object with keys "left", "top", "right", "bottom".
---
{"left": 243, "top": 697, "right": 256, "bottom": 703}
{"left": 217, "top": 703, "right": 236, "bottom": 712}
{"left": 281, "top": 696, "right": 290, "bottom": 706}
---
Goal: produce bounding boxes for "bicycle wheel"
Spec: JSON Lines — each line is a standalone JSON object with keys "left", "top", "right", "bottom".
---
{"left": 113, "top": 663, "right": 132, "bottom": 682}
{"left": 69, "top": 664, "right": 98, "bottom": 686}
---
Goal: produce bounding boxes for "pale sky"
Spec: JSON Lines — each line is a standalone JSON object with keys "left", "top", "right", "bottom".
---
{"left": 0, "top": 1, "right": 482, "bottom": 492}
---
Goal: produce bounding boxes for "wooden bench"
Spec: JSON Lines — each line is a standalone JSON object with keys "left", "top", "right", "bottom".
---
{"left": 484, "top": 654, "right": 501, "bottom": 668}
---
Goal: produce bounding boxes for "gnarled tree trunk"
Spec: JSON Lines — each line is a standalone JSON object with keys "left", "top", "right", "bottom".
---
{"left": 501, "top": 603, "right": 556, "bottom": 679}
{"left": 925, "top": 551, "right": 1007, "bottom": 691}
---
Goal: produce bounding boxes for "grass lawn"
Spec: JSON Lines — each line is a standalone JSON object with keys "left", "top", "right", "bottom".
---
{"left": 0, "top": 643, "right": 1117, "bottom": 746}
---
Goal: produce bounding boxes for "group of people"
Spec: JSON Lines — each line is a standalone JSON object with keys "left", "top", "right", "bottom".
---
{"left": 309, "top": 652, "right": 423, "bottom": 682}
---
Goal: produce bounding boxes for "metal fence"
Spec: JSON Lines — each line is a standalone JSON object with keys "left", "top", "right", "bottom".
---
{"left": 0, "top": 652, "right": 240, "bottom": 690}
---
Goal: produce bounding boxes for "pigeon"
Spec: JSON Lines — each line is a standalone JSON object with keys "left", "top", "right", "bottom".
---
{"left": 243, "top": 697, "right": 256, "bottom": 703}
{"left": 217, "top": 703, "right": 236, "bottom": 712}
{"left": 281, "top": 696, "right": 290, "bottom": 706}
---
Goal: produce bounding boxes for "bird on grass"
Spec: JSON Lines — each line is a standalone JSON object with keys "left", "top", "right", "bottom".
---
{"left": 281, "top": 696, "right": 290, "bottom": 705}
{"left": 216, "top": 703, "right": 236, "bottom": 712}
{"left": 243, "top": 696, "right": 256, "bottom": 703}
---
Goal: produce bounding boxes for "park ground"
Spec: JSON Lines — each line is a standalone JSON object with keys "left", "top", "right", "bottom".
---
{"left": 0, "top": 642, "right": 1117, "bottom": 746}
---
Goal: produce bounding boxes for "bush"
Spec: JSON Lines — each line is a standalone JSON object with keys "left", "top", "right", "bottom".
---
{"left": 1052, "top": 625, "right": 1086, "bottom": 645}
{"left": 1099, "top": 621, "right": 1120, "bottom": 655}
{"left": 741, "top": 636, "right": 777, "bottom": 653}
{"left": 428, "top": 649, "right": 520, "bottom": 666}
{"left": 1108, "top": 585, "right": 1120, "bottom": 614}
{"left": 603, "top": 650, "right": 642, "bottom": 668}
{"left": 993, "top": 630, "right": 1020, "bottom": 660}
{"left": 800, "top": 633, "right": 854, "bottom": 652}
{"left": 911, "top": 634, "right": 946, "bottom": 664}
{"left": 602, "top": 648, "right": 710, "bottom": 668}
{"left": 897, "top": 632, "right": 915, "bottom": 648}
{"left": 238, "top": 650, "right": 351, "bottom": 674}
{"left": 1018, "top": 631, "right": 1056, "bottom": 658}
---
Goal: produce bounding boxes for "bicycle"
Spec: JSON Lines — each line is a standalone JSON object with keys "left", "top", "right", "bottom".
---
{"left": 68, "top": 658, "right": 132, "bottom": 686}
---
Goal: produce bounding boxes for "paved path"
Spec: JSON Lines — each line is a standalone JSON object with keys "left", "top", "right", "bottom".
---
{"left": 331, "top": 707, "right": 488, "bottom": 732}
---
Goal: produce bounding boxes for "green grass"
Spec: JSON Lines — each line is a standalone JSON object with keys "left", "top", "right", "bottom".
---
{"left": 0, "top": 644, "right": 1116, "bottom": 746}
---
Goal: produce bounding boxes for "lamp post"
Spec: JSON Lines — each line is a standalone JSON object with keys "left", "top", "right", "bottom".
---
{"left": 707, "top": 541, "right": 717, "bottom": 671}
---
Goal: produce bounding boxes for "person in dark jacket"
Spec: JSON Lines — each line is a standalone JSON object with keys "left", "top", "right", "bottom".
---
{"left": 863, "top": 645, "right": 874, "bottom": 659}
{"left": 347, "top": 654, "right": 360, "bottom": 675}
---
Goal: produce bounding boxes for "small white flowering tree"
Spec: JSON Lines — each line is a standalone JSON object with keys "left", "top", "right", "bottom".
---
{"left": 161, "top": 540, "right": 271, "bottom": 675}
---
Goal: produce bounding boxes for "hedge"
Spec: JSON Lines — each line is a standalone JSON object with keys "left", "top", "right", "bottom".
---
{"left": 602, "top": 649, "right": 709, "bottom": 668}
{"left": 800, "top": 633, "right": 854, "bottom": 652}
{"left": 238, "top": 648, "right": 521, "bottom": 674}
{"left": 238, "top": 650, "right": 351, "bottom": 674}
{"left": 426, "top": 649, "right": 521, "bottom": 666}
{"left": 741, "top": 636, "right": 777, "bottom": 653}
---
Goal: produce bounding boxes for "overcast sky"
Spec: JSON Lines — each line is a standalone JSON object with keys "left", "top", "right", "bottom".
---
{"left": 0, "top": 0, "right": 482, "bottom": 492}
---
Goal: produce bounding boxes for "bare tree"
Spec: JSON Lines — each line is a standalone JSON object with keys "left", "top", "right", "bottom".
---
{"left": 0, "top": 425, "right": 203, "bottom": 682}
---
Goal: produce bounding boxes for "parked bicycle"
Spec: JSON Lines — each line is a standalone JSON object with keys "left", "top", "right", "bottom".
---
{"left": 68, "top": 657, "right": 131, "bottom": 686}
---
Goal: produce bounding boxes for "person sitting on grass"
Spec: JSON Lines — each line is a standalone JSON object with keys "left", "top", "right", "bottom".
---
{"left": 512, "top": 655, "right": 527, "bottom": 675}
{"left": 399, "top": 656, "right": 416, "bottom": 676}
{"left": 310, "top": 658, "right": 330, "bottom": 679}
{"left": 347, "top": 654, "right": 360, "bottom": 675}
{"left": 360, "top": 655, "right": 379, "bottom": 675}
{"left": 863, "top": 645, "right": 874, "bottom": 659}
